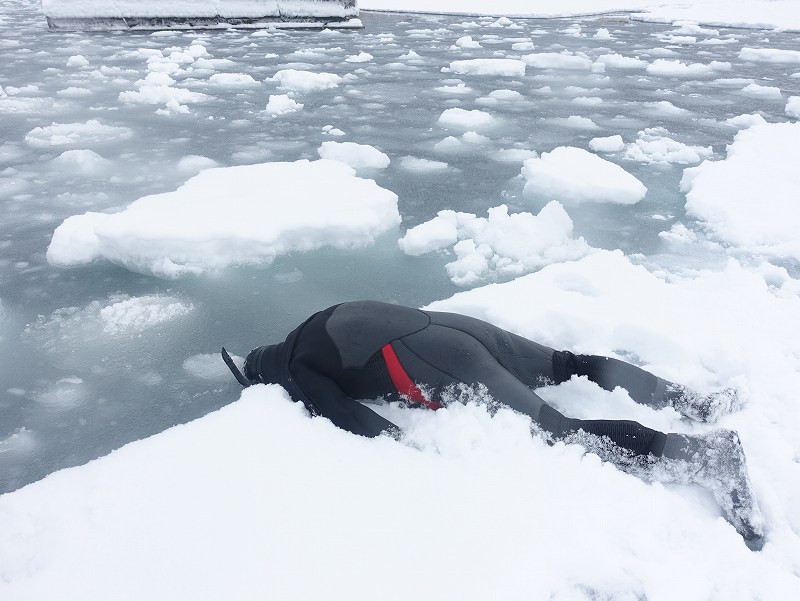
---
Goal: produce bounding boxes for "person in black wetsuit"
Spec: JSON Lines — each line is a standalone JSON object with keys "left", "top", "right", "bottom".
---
{"left": 224, "top": 300, "right": 764, "bottom": 548}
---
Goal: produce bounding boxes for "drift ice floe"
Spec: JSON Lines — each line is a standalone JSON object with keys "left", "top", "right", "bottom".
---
{"left": 43, "top": 0, "right": 363, "bottom": 31}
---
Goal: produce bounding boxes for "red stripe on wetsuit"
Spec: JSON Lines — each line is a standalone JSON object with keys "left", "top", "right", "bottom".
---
{"left": 381, "top": 343, "right": 443, "bottom": 410}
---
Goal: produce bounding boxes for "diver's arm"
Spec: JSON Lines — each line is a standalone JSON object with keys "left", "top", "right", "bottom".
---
{"left": 290, "top": 363, "right": 400, "bottom": 438}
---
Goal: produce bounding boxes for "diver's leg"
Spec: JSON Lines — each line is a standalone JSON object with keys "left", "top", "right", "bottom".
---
{"left": 536, "top": 403, "right": 764, "bottom": 547}
{"left": 553, "top": 351, "right": 740, "bottom": 423}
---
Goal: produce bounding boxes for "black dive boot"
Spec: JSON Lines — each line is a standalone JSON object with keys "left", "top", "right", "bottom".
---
{"left": 657, "top": 381, "right": 742, "bottom": 423}
{"left": 661, "top": 430, "right": 765, "bottom": 549}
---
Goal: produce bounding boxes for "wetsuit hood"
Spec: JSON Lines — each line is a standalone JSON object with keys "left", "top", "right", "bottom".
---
{"left": 244, "top": 342, "right": 284, "bottom": 384}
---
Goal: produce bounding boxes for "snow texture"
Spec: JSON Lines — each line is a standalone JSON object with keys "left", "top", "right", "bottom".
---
{"left": 521, "top": 147, "right": 647, "bottom": 204}
{"left": 46, "top": 160, "right": 400, "bottom": 277}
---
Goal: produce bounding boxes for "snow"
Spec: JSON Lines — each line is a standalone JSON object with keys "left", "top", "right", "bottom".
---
{"left": 398, "top": 202, "right": 593, "bottom": 286}
{"left": 264, "top": 93, "right": 303, "bottom": 116}
{"left": 317, "top": 141, "right": 390, "bottom": 171}
{"left": 438, "top": 107, "right": 495, "bottom": 130}
{"left": 681, "top": 121, "right": 800, "bottom": 260}
{"left": 449, "top": 58, "right": 526, "bottom": 77}
{"left": 46, "top": 160, "right": 400, "bottom": 277}
{"left": 521, "top": 147, "right": 647, "bottom": 204}
{"left": 5, "top": 248, "right": 800, "bottom": 598}
{"left": 589, "top": 135, "right": 625, "bottom": 153}
{"left": 623, "top": 128, "right": 713, "bottom": 165}
{"left": 271, "top": 69, "right": 342, "bottom": 92}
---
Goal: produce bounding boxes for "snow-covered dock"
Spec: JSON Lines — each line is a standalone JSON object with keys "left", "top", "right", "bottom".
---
{"left": 42, "top": 0, "right": 362, "bottom": 30}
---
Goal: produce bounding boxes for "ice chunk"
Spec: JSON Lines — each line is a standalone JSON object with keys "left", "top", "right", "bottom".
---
{"left": 438, "top": 108, "right": 494, "bottom": 130}
{"left": 271, "top": 69, "right": 342, "bottom": 92}
{"left": 623, "top": 128, "right": 713, "bottom": 165}
{"left": 552, "top": 115, "right": 599, "bottom": 130}
{"left": 522, "top": 52, "right": 592, "bottom": 70}
{"left": 452, "top": 35, "right": 481, "bottom": 49}
{"left": 66, "top": 55, "right": 89, "bottom": 68}
{"left": 740, "top": 83, "right": 782, "bottom": 100}
{"left": 724, "top": 114, "right": 768, "bottom": 129}
{"left": 399, "top": 202, "right": 593, "bottom": 286}
{"left": 47, "top": 160, "right": 400, "bottom": 277}
{"left": 34, "top": 377, "right": 87, "bottom": 409}
{"left": 398, "top": 156, "right": 449, "bottom": 173}
{"left": 25, "top": 120, "right": 133, "bottom": 148}
{"left": 681, "top": 122, "right": 800, "bottom": 260}
{"left": 51, "top": 149, "right": 111, "bottom": 175}
{"left": 208, "top": 73, "right": 260, "bottom": 88}
{"left": 522, "top": 147, "right": 646, "bottom": 205}
{"left": 449, "top": 59, "right": 526, "bottom": 76}
{"left": 264, "top": 94, "right": 303, "bottom": 116}
{"left": 739, "top": 48, "right": 800, "bottom": 65}
{"left": 183, "top": 353, "right": 241, "bottom": 381}
{"left": 589, "top": 135, "right": 625, "bottom": 153}
{"left": 176, "top": 155, "right": 219, "bottom": 174}
{"left": 487, "top": 148, "right": 537, "bottom": 162}
{"left": 594, "top": 53, "right": 647, "bottom": 70}
{"left": 317, "top": 141, "right": 390, "bottom": 171}
{"left": 345, "top": 51, "right": 373, "bottom": 63}
{"left": 100, "top": 296, "right": 193, "bottom": 335}
{"left": 787, "top": 97, "right": 800, "bottom": 119}
{"left": 646, "top": 59, "right": 728, "bottom": 78}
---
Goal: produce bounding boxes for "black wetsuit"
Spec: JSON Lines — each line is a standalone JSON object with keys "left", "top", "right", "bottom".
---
{"left": 244, "top": 300, "right": 675, "bottom": 457}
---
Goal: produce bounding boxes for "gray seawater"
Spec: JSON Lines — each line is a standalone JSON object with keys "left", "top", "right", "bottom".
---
{"left": 1, "top": 1, "right": 798, "bottom": 491}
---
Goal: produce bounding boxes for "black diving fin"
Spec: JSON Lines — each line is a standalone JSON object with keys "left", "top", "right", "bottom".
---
{"left": 221, "top": 347, "right": 252, "bottom": 387}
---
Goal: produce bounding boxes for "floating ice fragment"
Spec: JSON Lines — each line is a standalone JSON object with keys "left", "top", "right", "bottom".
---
{"left": 646, "top": 59, "right": 728, "bottom": 78}
{"left": 739, "top": 84, "right": 782, "bottom": 100}
{"left": 51, "top": 149, "right": 111, "bottom": 175}
{"left": 208, "top": 73, "right": 260, "bottom": 87}
{"left": 317, "top": 141, "right": 390, "bottom": 171}
{"left": 25, "top": 120, "right": 133, "bottom": 148}
{"left": 522, "top": 148, "right": 646, "bottom": 205}
{"left": 183, "top": 353, "right": 240, "bottom": 381}
{"left": 787, "top": 97, "right": 800, "bottom": 119}
{"left": 594, "top": 53, "right": 647, "bottom": 70}
{"left": 398, "top": 156, "right": 449, "bottom": 173}
{"left": 264, "top": 94, "right": 303, "bottom": 116}
{"left": 522, "top": 52, "right": 592, "bottom": 70}
{"left": 345, "top": 51, "right": 373, "bottom": 63}
{"left": 623, "top": 128, "right": 712, "bottom": 165}
{"left": 449, "top": 59, "right": 525, "bottom": 76}
{"left": 177, "top": 155, "right": 219, "bottom": 174}
{"left": 589, "top": 135, "right": 625, "bottom": 153}
{"left": 47, "top": 160, "right": 400, "bottom": 277}
{"left": 271, "top": 70, "right": 342, "bottom": 92}
{"left": 438, "top": 108, "right": 494, "bottom": 130}
{"left": 739, "top": 48, "right": 800, "bottom": 65}
{"left": 66, "top": 55, "right": 89, "bottom": 68}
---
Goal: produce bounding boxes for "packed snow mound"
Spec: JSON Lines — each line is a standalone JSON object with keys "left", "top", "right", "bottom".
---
{"left": 449, "top": 58, "right": 526, "bottom": 76}
{"left": 623, "top": 127, "right": 713, "bottom": 165}
{"left": 398, "top": 202, "right": 594, "bottom": 286}
{"left": 680, "top": 121, "right": 800, "bottom": 260}
{"left": 521, "top": 147, "right": 647, "bottom": 204}
{"left": 5, "top": 249, "right": 800, "bottom": 598}
{"left": 317, "top": 141, "right": 390, "bottom": 170}
{"left": 46, "top": 160, "right": 401, "bottom": 278}
{"left": 271, "top": 69, "right": 342, "bottom": 92}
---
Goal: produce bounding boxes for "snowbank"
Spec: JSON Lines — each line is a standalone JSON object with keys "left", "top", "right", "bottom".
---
{"left": 4, "top": 250, "right": 800, "bottom": 599}
{"left": 681, "top": 121, "right": 800, "bottom": 260}
{"left": 398, "top": 202, "right": 594, "bottom": 286}
{"left": 521, "top": 147, "right": 647, "bottom": 204}
{"left": 46, "top": 160, "right": 400, "bottom": 277}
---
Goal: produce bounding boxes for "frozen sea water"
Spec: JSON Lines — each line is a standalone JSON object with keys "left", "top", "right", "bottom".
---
{"left": 1, "top": 1, "right": 799, "bottom": 492}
